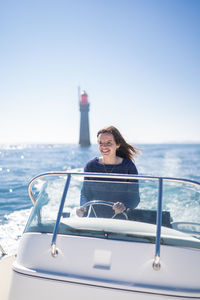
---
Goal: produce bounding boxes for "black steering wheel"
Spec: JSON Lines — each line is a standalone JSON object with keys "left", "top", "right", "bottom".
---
{"left": 82, "top": 200, "right": 128, "bottom": 220}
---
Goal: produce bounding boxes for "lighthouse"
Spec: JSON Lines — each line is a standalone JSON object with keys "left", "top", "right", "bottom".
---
{"left": 79, "top": 90, "right": 90, "bottom": 146}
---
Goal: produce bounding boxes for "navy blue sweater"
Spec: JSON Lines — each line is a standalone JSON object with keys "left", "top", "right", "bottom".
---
{"left": 84, "top": 157, "right": 138, "bottom": 175}
{"left": 80, "top": 157, "right": 140, "bottom": 211}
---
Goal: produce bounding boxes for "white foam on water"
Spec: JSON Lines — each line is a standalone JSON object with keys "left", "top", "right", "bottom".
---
{"left": 162, "top": 150, "right": 182, "bottom": 177}
{"left": 0, "top": 170, "right": 84, "bottom": 255}
{"left": 0, "top": 208, "right": 32, "bottom": 255}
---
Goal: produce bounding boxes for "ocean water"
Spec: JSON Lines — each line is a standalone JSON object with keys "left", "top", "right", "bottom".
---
{"left": 0, "top": 143, "right": 200, "bottom": 254}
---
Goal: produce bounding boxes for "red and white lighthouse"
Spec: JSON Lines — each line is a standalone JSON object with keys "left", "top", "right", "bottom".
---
{"left": 79, "top": 90, "right": 90, "bottom": 146}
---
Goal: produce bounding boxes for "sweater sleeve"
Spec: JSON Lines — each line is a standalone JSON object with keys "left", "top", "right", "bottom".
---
{"left": 127, "top": 160, "right": 138, "bottom": 175}
{"left": 84, "top": 162, "right": 90, "bottom": 172}
{"left": 84, "top": 158, "right": 97, "bottom": 172}
{"left": 125, "top": 160, "right": 140, "bottom": 209}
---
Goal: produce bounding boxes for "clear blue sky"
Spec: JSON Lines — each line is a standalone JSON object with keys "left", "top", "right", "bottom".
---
{"left": 1, "top": 0, "right": 200, "bottom": 144}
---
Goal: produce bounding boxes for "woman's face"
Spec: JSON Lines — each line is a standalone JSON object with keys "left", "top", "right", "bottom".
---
{"left": 98, "top": 133, "right": 120, "bottom": 158}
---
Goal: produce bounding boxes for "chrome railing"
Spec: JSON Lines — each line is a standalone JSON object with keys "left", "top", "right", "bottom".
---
{"left": 51, "top": 174, "right": 71, "bottom": 257}
{"left": 28, "top": 172, "right": 200, "bottom": 270}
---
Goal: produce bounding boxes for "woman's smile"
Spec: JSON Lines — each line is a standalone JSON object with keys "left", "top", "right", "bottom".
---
{"left": 101, "top": 149, "right": 110, "bottom": 154}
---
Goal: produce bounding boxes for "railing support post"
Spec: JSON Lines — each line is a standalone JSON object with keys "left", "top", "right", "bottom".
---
{"left": 153, "top": 178, "right": 163, "bottom": 270}
{"left": 51, "top": 174, "right": 71, "bottom": 257}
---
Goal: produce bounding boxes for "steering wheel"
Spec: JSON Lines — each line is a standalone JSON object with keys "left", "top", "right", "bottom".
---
{"left": 82, "top": 200, "right": 128, "bottom": 220}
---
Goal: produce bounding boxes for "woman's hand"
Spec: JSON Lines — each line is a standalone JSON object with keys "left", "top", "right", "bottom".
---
{"left": 112, "top": 202, "right": 126, "bottom": 215}
{"left": 76, "top": 206, "right": 87, "bottom": 217}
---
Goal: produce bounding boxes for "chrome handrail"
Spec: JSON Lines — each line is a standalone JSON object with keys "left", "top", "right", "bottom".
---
{"left": 28, "top": 172, "right": 200, "bottom": 269}
{"left": 28, "top": 172, "right": 200, "bottom": 204}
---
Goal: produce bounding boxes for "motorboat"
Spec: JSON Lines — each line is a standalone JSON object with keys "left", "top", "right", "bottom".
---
{"left": 1, "top": 171, "right": 200, "bottom": 300}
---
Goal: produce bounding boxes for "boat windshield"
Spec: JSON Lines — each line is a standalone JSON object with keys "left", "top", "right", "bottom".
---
{"left": 25, "top": 173, "right": 200, "bottom": 249}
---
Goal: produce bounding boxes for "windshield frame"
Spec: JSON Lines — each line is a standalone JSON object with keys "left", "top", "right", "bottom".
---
{"left": 28, "top": 172, "right": 200, "bottom": 268}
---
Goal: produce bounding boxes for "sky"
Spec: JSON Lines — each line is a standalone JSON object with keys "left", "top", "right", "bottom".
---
{"left": 0, "top": 0, "right": 200, "bottom": 144}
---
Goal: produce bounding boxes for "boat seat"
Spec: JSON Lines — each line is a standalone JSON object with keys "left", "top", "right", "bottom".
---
{"left": 127, "top": 209, "right": 172, "bottom": 228}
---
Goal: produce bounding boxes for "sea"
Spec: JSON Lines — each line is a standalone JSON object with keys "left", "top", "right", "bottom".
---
{"left": 0, "top": 143, "right": 200, "bottom": 255}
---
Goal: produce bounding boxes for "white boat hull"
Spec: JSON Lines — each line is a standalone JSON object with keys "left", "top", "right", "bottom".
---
{"left": 10, "top": 270, "right": 195, "bottom": 300}
{"left": 8, "top": 231, "right": 200, "bottom": 299}
{"left": 3, "top": 172, "right": 200, "bottom": 300}
{"left": 0, "top": 255, "right": 15, "bottom": 300}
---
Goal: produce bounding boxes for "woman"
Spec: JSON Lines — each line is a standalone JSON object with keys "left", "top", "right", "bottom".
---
{"left": 77, "top": 126, "right": 140, "bottom": 217}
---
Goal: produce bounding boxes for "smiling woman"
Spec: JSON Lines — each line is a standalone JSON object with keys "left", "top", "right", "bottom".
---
{"left": 76, "top": 126, "right": 140, "bottom": 217}
{"left": 83, "top": 125, "right": 140, "bottom": 174}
